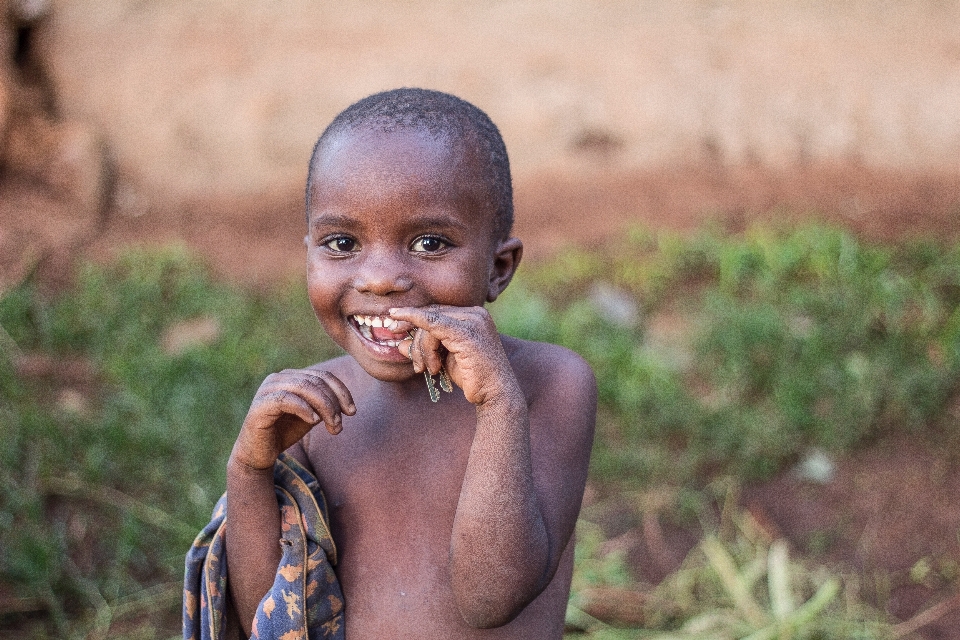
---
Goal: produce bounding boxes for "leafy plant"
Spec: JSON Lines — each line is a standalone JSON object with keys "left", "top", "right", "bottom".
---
{"left": 566, "top": 497, "right": 900, "bottom": 640}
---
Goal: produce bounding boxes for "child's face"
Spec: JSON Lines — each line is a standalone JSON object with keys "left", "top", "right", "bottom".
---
{"left": 305, "top": 127, "right": 517, "bottom": 382}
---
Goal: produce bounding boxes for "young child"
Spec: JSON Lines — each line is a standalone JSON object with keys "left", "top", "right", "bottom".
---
{"left": 186, "top": 88, "right": 596, "bottom": 640}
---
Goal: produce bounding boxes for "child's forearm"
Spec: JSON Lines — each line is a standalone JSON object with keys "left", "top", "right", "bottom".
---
{"left": 222, "top": 367, "right": 353, "bottom": 632}
{"left": 225, "top": 456, "right": 284, "bottom": 635}
{"left": 450, "top": 387, "right": 552, "bottom": 628}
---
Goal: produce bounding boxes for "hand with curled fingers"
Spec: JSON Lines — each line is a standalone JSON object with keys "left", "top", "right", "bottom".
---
{"left": 231, "top": 368, "right": 355, "bottom": 470}
{"left": 390, "top": 305, "right": 520, "bottom": 406}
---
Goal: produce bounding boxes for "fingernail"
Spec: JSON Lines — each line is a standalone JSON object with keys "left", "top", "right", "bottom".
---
{"left": 311, "top": 411, "right": 321, "bottom": 423}
{"left": 413, "top": 362, "right": 422, "bottom": 373}
{"left": 388, "top": 308, "right": 398, "bottom": 315}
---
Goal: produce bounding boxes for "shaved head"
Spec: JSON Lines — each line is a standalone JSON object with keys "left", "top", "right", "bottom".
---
{"left": 307, "top": 88, "right": 514, "bottom": 239}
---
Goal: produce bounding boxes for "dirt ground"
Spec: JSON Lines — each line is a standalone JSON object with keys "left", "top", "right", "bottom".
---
{"left": 583, "top": 432, "right": 960, "bottom": 639}
{"left": 4, "top": 160, "right": 960, "bottom": 289}
{"left": 743, "top": 434, "right": 960, "bottom": 639}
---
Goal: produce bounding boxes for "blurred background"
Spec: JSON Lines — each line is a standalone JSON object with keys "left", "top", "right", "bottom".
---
{"left": 2, "top": 0, "right": 960, "bottom": 638}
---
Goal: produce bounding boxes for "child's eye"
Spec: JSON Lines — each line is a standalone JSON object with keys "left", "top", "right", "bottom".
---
{"left": 410, "top": 236, "right": 448, "bottom": 253}
{"left": 323, "top": 236, "right": 359, "bottom": 253}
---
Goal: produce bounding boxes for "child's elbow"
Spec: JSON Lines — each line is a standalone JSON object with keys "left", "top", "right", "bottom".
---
{"left": 455, "top": 586, "right": 539, "bottom": 629}
{"left": 457, "top": 600, "right": 525, "bottom": 629}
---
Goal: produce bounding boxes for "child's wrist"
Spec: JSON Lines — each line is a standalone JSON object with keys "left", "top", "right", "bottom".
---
{"left": 475, "top": 381, "right": 526, "bottom": 413}
{"left": 228, "top": 450, "right": 278, "bottom": 476}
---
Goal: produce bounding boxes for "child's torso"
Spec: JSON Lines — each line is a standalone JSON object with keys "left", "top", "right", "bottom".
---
{"left": 302, "top": 364, "right": 572, "bottom": 639}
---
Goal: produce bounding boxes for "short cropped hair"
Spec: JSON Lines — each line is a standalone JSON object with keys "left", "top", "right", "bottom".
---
{"left": 306, "top": 88, "right": 514, "bottom": 239}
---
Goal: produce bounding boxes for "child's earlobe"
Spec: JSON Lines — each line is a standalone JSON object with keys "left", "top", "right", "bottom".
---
{"left": 486, "top": 238, "right": 523, "bottom": 302}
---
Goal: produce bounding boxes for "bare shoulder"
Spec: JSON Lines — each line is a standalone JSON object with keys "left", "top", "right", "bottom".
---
{"left": 501, "top": 335, "right": 597, "bottom": 458}
{"left": 502, "top": 335, "right": 596, "bottom": 406}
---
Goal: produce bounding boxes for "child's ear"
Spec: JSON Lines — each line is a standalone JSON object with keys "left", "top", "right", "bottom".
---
{"left": 487, "top": 237, "right": 523, "bottom": 303}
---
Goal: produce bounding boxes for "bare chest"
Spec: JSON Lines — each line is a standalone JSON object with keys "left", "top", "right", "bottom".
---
{"left": 303, "top": 408, "right": 480, "bottom": 631}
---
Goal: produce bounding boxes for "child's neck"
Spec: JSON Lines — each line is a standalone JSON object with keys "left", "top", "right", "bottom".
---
{"left": 357, "top": 364, "right": 458, "bottom": 405}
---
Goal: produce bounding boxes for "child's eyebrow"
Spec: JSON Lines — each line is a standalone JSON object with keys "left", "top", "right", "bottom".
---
{"left": 310, "top": 213, "right": 471, "bottom": 233}
{"left": 310, "top": 214, "right": 361, "bottom": 231}
{"left": 404, "top": 216, "right": 470, "bottom": 232}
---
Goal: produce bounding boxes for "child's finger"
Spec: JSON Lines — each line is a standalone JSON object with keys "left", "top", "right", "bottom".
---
{"left": 301, "top": 369, "right": 356, "bottom": 416}
{"left": 398, "top": 336, "right": 415, "bottom": 361}
{"left": 253, "top": 388, "right": 323, "bottom": 428}
{"left": 283, "top": 377, "right": 351, "bottom": 435}
{"left": 399, "top": 326, "right": 445, "bottom": 376}
{"left": 389, "top": 305, "right": 484, "bottom": 346}
{"left": 415, "top": 328, "right": 446, "bottom": 376}
{"left": 259, "top": 370, "right": 352, "bottom": 434}
{"left": 408, "top": 329, "right": 428, "bottom": 374}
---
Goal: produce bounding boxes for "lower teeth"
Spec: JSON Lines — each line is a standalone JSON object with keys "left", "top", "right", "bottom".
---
{"left": 357, "top": 323, "right": 401, "bottom": 347}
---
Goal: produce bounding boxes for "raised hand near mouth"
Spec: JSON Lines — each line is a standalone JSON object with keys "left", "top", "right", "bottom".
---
{"left": 232, "top": 368, "right": 356, "bottom": 470}
{"left": 390, "top": 304, "right": 522, "bottom": 407}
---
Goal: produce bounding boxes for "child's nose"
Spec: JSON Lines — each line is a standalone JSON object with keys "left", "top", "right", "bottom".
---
{"left": 354, "top": 251, "right": 413, "bottom": 296}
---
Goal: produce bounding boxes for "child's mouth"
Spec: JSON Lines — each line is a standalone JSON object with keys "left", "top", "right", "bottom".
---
{"left": 351, "top": 314, "right": 413, "bottom": 347}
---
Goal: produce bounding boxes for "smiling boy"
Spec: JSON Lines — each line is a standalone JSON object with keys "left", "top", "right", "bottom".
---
{"left": 220, "top": 89, "right": 596, "bottom": 639}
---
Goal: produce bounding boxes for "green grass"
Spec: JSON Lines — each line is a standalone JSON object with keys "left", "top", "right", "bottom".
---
{"left": 496, "top": 224, "right": 960, "bottom": 483}
{"left": 0, "top": 246, "right": 341, "bottom": 637}
{"left": 2, "top": 225, "right": 959, "bottom": 637}
{"left": 566, "top": 506, "right": 897, "bottom": 639}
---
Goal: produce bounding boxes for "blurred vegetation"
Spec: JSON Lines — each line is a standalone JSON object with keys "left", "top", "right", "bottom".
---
{"left": 496, "top": 224, "right": 960, "bottom": 484}
{"left": 566, "top": 489, "right": 899, "bottom": 640}
{"left": 2, "top": 225, "right": 959, "bottom": 637}
{"left": 0, "top": 246, "right": 341, "bottom": 638}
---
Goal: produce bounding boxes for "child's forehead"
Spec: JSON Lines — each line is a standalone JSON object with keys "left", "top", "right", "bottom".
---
{"left": 313, "top": 127, "right": 487, "bottom": 201}
{"left": 308, "top": 126, "right": 501, "bottom": 234}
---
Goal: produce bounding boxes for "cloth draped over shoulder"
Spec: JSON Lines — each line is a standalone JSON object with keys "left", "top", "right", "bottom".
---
{"left": 183, "top": 453, "right": 345, "bottom": 640}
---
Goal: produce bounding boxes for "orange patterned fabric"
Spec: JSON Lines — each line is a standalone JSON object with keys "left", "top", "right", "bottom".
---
{"left": 183, "top": 454, "right": 345, "bottom": 640}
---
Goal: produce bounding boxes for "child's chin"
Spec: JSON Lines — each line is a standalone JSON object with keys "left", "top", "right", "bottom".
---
{"left": 360, "top": 361, "right": 419, "bottom": 383}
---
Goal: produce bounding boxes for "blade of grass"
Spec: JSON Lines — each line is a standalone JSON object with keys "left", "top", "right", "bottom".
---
{"left": 109, "top": 581, "right": 182, "bottom": 620}
{"left": 565, "top": 603, "right": 611, "bottom": 633}
{"left": 0, "top": 595, "right": 46, "bottom": 615}
{"left": 742, "top": 577, "right": 840, "bottom": 640}
{"left": 701, "top": 536, "right": 768, "bottom": 628}
{"left": 0, "top": 320, "right": 22, "bottom": 359}
{"left": 65, "top": 558, "right": 112, "bottom": 640}
{"left": 891, "top": 591, "right": 960, "bottom": 639}
{"left": 767, "top": 540, "right": 794, "bottom": 621}
{"left": 42, "top": 474, "right": 198, "bottom": 544}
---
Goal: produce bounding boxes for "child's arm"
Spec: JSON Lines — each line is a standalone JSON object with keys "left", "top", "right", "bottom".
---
{"left": 225, "top": 368, "right": 355, "bottom": 635}
{"left": 390, "top": 305, "right": 596, "bottom": 628}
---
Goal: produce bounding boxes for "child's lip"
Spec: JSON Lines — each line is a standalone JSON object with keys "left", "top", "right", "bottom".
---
{"left": 348, "top": 315, "right": 415, "bottom": 361}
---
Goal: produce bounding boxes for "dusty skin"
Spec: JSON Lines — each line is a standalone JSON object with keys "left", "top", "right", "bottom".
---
{"left": 224, "top": 126, "right": 597, "bottom": 639}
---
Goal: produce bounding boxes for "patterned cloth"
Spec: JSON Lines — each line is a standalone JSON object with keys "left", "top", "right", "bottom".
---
{"left": 183, "top": 453, "right": 345, "bottom": 640}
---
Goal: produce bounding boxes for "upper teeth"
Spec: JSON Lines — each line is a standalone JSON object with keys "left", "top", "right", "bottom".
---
{"left": 355, "top": 315, "right": 394, "bottom": 328}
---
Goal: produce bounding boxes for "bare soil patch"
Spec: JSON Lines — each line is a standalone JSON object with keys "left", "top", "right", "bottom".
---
{"left": 744, "top": 434, "right": 960, "bottom": 639}
{"left": 5, "top": 159, "right": 959, "bottom": 286}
